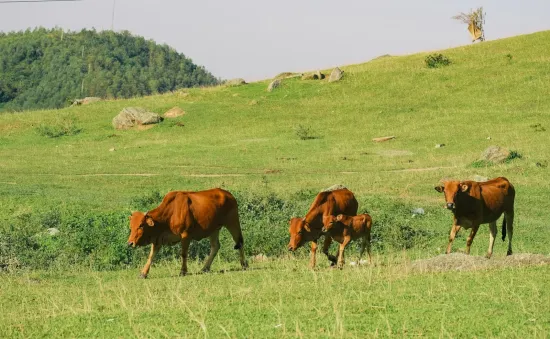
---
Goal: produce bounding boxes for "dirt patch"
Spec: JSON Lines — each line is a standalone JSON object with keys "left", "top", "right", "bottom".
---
{"left": 135, "top": 125, "right": 156, "bottom": 131}
{"left": 264, "top": 169, "right": 281, "bottom": 174}
{"left": 410, "top": 253, "right": 550, "bottom": 273}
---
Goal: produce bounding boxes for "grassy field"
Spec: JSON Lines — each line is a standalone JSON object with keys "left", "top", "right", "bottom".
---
{"left": 1, "top": 31, "right": 550, "bottom": 337}
{"left": 1, "top": 258, "right": 549, "bottom": 338}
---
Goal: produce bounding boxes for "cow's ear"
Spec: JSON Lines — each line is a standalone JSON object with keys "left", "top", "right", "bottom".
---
{"left": 336, "top": 214, "right": 343, "bottom": 221}
{"left": 434, "top": 185, "right": 444, "bottom": 193}
{"left": 461, "top": 183, "right": 470, "bottom": 193}
{"left": 145, "top": 215, "right": 155, "bottom": 227}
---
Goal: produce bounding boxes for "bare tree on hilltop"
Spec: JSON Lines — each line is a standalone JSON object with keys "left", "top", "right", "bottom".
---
{"left": 453, "top": 7, "right": 485, "bottom": 43}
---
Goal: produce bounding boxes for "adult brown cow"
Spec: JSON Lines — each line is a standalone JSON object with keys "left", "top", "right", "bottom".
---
{"left": 127, "top": 188, "right": 247, "bottom": 278}
{"left": 287, "top": 188, "right": 358, "bottom": 268}
{"left": 322, "top": 213, "right": 373, "bottom": 268}
{"left": 435, "top": 177, "right": 515, "bottom": 258}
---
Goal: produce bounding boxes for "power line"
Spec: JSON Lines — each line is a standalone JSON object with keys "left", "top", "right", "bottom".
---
{"left": 0, "top": 0, "right": 83, "bottom": 3}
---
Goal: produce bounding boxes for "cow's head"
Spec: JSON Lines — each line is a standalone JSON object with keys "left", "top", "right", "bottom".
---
{"left": 287, "top": 217, "right": 311, "bottom": 251}
{"left": 127, "top": 211, "right": 155, "bottom": 247}
{"left": 434, "top": 181, "right": 470, "bottom": 211}
{"left": 322, "top": 214, "right": 342, "bottom": 233}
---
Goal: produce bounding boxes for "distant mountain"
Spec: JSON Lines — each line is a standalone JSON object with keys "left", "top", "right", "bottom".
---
{"left": 0, "top": 28, "right": 219, "bottom": 111}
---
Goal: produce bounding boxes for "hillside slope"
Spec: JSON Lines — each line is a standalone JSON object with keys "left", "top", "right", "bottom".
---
{"left": 1, "top": 30, "right": 549, "bottom": 259}
{"left": 1, "top": 29, "right": 550, "bottom": 338}
{"left": 0, "top": 28, "right": 218, "bottom": 111}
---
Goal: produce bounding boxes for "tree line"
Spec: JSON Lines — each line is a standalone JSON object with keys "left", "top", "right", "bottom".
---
{"left": 0, "top": 28, "right": 219, "bottom": 111}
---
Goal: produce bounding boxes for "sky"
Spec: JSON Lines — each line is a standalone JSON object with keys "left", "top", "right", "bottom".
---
{"left": 0, "top": 0, "right": 549, "bottom": 81}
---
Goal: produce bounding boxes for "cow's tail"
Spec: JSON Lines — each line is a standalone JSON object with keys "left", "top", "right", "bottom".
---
{"left": 501, "top": 216, "right": 507, "bottom": 241}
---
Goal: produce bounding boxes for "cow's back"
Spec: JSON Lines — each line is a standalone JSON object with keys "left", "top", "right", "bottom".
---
{"left": 478, "top": 177, "right": 515, "bottom": 222}
{"left": 305, "top": 189, "right": 358, "bottom": 228}
{"left": 329, "top": 189, "right": 359, "bottom": 216}
{"left": 187, "top": 188, "right": 238, "bottom": 223}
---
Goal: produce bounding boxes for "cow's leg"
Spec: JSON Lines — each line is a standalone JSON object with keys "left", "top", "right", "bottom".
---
{"left": 226, "top": 217, "right": 248, "bottom": 269}
{"left": 486, "top": 221, "right": 497, "bottom": 259}
{"left": 337, "top": 236, "right": 351, "bottom": 269}
{"left": 359, "top": 232, "right": 373, "bottom": 265}
{"left": 201, "top": 230, "right": 220, "bottom": 273}
{"left": 180, "top": 237, "right": 191, "bottom": 276}
{"left": 322, "top": 236, "right": 337, "bottom": 266}
{"left": 140, "top": 243, "right": 160, "bottom": 278}
{"left": 446, "top": 224, "right": 461, "bottom": 254}
{"left": 465, "top": 224, "right": 480, "bottom": 255}
{"left": 309, "top": 240, "right": 318, "bottom": 269}
{"left": 505, "top": 211, "right": 514, "bottom": 256}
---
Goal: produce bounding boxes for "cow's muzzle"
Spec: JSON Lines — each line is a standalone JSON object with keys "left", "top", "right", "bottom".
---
{"left": 288, "top": 246, "right": 295, "bottom": 252}
{"left": 446, "top": 203, "right": 455, "bottom": 210}
{"left": 127, "top": 241, "right": 135, "bottom": 247}
{"left": 321, "top": 227, "right": 328, "bottom": 233}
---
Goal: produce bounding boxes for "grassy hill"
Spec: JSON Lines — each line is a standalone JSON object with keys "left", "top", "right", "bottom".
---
{"left": 1, "top": 30, "right": 549, "bottom": 337}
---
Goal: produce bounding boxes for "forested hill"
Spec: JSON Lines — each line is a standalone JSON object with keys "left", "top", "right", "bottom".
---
{"left": 0, "top": 28, "right": 219, "bottom": 111}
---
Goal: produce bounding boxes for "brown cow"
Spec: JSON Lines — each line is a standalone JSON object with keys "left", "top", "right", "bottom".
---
{"left": 435, "top": 177, "right": 515, "bottom": 258}
{"left": 322, "top": 213, "right": 373, "bottom": 268}
{"left": 288, "top": 188, "right": 358, "bottom": 268}
{"left": 127, "top": 188, "right": 247, "bottom": 278}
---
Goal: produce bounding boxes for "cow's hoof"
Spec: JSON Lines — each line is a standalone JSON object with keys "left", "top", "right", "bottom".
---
{"left": 200, "top": 268, "right": 211, "bottom": 274}
{"left": 179, "top": 271, "right": 187, "bottom": 277}
{"left": 485, "top": 253, "right": 492, "bottom": 259}
{"left": 138, "top": 273, "right": 148, "bottom": 279}
{"left": 507, "top": 250, "right": 513, "bottom": 256}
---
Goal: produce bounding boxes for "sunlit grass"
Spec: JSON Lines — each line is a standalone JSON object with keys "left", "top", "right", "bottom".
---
{"left": 1, "top": 30, "right": 550, "bottom": 337}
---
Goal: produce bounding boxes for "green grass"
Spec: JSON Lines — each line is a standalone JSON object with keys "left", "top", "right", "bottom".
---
{"left": 1, "top": 259, "right": 549, "bottom": 338}
{"left": 1, "top": 30, "right": 550, "bottom": 337}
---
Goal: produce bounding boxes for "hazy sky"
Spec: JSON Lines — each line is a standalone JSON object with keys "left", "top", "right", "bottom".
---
{"left": 0, "top": 0, "right": 548, "bottom": 81}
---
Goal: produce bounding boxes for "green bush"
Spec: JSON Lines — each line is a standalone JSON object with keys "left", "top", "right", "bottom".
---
{"left": 36, "top": 118, "right": 82, "bottom": 138}
{"left": 294, "top": 124, "right": 318, "bottom": 140}
{"left": 425, "top": 54, "right": 451, "bottom": 68}
{"left": 0, "top": 191, "right": 438, "bottom": 272}
{"left": 506, "top": 150, "right": 523, "bottom": 162}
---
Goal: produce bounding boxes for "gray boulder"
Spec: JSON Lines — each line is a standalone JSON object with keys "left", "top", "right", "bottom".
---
{"left": 274, "top": 72, "right": 301, "bottom": 80}
{"left": 473, "top": 175, "right": 489, "bottom": 182}
{"left": 301, "top": 71, "right": 325, "bottom": 80}
{"left": 321, "top": 184, "right": 347, "bottom": 192}
{"left": 226, "top": 78, "right": 247, "bottom": 86}
{"left": 112, "top": 107, "right": 163, "bottom": 130}
{"left": 72, "top": 97, "right": 101, "bottom": 106}
{"left": 46, "top": 228, "right": 60, "bottom": 236}
{"left": 267, "top": 79, "right": 282, "bottom": 92}
{"left": 328, "top": 67, "right": 344, "bottom": 82}
{"left": 480, "top": 146, "right": 510, "bottom": 164}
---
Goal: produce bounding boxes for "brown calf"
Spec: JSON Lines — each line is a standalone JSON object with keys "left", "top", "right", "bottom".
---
{"left": 435, "top": 177, "right": 515, "bottom": 258}
{"left": 288, "top": 188, "right": 358, "bottom": 268}
{"left": 127, "top": 188, "right": 247, "bottom": 278}
{"left": 322, "top": 213, "right": 373, "bottom": 268}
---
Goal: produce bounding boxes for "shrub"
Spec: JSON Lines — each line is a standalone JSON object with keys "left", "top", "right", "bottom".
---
{"left": 425, "top": 54, "right": 451, "bottom": 69}
{"left": 294, "top": 124, "right": 318, "bottom": 140}
{"left": 36, "top": 118, "right": 82, "bottom": 138}
{"left": 506, "top": 150, "right": 522, "bottom": 162}
{"left": 0, "top": 191, "right": 439, "bottom": 272}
